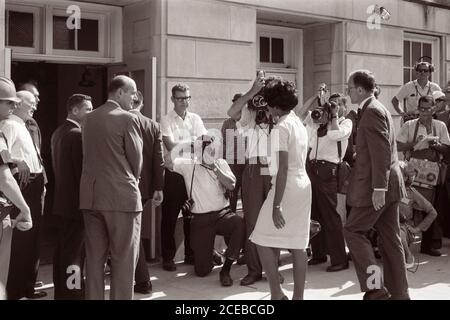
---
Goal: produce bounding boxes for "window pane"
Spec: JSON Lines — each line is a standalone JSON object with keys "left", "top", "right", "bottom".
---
{"left": 271, "top": 38, "right": 284, "bottom": 63}
{"left": 8, "top": 11, "right": 34, "bottom": 47}
{"left": 260, "top": 37, "right": 270, "bottom": 63}
{"left": 78, "top": 19, "right": 99, "bottom": 51}
{"left": 403, "top": 41, "right": 410, "bottom": 67}
{"left": 411, "top": 41, "right": 421, "bottom": 66}
{"left": 423, "top": 43, "right": 432, "bottom": 62}
{"left": 403, "top": 68, "right": 410, "bottom": 84}
{"left": 53, "top": 16, "right": 75, "bottom": 50}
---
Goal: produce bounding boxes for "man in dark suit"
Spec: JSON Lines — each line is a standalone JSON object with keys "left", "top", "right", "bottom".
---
{"left": 51, "top": 94, "right": 93, "bottom": 299}
{"left": 80, "top": 75, "right": 143, "bottom": 300}
{"left": 129, "top": 91, "right": 164, "bottom": 294}
{"left": 344, "top": 70, "right": 410, "bottom": 300}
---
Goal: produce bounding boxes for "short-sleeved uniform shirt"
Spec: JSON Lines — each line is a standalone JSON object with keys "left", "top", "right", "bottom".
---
{"left": 395, "top": 80, "right": 441, "bottom": 114}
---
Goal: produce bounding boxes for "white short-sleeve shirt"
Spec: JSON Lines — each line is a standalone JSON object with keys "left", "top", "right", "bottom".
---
{"left": 0, "top": 115, "right": 42, "bottom": 173}
{"left": 173, "top": 158, "right": 233, "bottom": 214}
{"left": 395, "top": 80, "right": 441, "bottom": 114}
{"left": 397, "top": 118, "right": 450, "bottom": 149}
{"left": 160, "top": 110, "right": 207, "bottom": 170}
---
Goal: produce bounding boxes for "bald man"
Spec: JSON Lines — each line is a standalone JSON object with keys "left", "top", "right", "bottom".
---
{"left": 80, "top": 75, "right": 143, "bottom": 300}
{"left": 0, "top": 90, "right": 47, "bottom": 299}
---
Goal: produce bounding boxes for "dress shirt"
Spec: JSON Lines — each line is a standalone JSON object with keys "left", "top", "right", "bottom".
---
{"left": 66, "top": 118, "right": 81, "bottom": 129}
{"left": 0, "top": 115, "right": 42, "bottom": 173}
{"left": 160, "top": 109, "right": 207, "bottom": 171}
{"left": 305, "top": 113, "right": 353, "bottom": 164}
{"left": 238, "top": 107, "right": 271, "bottom": 160}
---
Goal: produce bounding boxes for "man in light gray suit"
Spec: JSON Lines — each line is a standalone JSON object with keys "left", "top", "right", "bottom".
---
{"left": 80, "top": 75, "right": 143, "bottom": 300}
{"left": 344, "top": 70, "right": 409, "bottom": 300}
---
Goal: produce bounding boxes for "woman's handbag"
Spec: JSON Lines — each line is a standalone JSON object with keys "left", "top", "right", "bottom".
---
{"left": 310, "top": 219, "right": 321, "bottom": 239}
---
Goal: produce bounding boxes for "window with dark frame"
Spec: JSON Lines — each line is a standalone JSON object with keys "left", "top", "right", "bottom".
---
{"left": 6, "top": 10, "right": 34, "bottom": 48}
{"left": 53, "top": 15, "right": 99, "bottom": 52}
{"left": 259, "top": 36, "right": 285, "bottom": 64}
{"left": 403, "top": 40, "right": 433, "bottom": 83}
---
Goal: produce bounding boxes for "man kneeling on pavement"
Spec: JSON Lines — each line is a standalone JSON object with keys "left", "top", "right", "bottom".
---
{"left": 171, "top": 134, "right": 245, "bottom": 286}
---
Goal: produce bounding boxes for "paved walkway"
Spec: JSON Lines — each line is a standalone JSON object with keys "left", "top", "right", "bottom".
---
{"left": 33, "top": 238, "right": 450, "bottom": 300}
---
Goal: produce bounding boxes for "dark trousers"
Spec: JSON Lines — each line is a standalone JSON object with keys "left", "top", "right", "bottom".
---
{"left": 436, "top": 182, "right": 450, "bottom": 238}
{"left": 161, "top": 169, "right": 192, "bottom": 261}
{"left": 308, "top": 161, "right": 347, "bottom": 265}
{"left": 414, "top": 186, "right": 442, "bottom": 251}
{"left": 344, "top": 201, "right": 409, "bottom": 299}
{"left": 53, "top": 216, "right": 85, "bottom": 300}
{"left": 241, "top": 163, "right": 272, "bottom": 277}
{"left": 135, "top": 199, "right": 150, "bottom": 285}
{"left": 229, "top": 164, "right": 245, "bottom": 213}
{"left": 190, "top": 211, "right": 245, "bottom": 277}
{"left": 7, "top": 173, "right": 45, "bottom": 300}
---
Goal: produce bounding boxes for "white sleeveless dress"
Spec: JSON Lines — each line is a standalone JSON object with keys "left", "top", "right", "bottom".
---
{"left": 250, "top": 111, "right": 311, "bottom": 249}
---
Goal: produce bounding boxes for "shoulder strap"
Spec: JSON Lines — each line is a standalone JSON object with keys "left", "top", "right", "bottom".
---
{"left": 412, "top": 120, "right": 420, "bottom": 142}
{"left": 189, "top": 164, "right": 196, "bottom": 199}
{"left": 337, "top": 141, "right": 342, "bottom": 162}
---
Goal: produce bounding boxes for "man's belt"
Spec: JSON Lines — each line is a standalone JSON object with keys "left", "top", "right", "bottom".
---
{"left": 191, "top": 206, "right": 231, "bottom": 216}
{"left": 245, "top": 157, "right": 268, "bottom": 166}
{"left": 308, "top": 159, "right": 338, "bottom": 167}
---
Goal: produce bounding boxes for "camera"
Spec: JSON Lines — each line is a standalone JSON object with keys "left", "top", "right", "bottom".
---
{"left": 311, "top": 101, "right": 337, "bottom": 124}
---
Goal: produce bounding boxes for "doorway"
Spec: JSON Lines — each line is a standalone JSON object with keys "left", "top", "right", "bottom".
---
{"left": 11, "top": 61, "right": 107, "bottom": 263}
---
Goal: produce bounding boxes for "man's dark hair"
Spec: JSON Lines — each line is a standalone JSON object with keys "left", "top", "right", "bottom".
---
{"left": 418, "top": 95, "right": 435, "bottom": 107}
{"left": 66, "top": 94, "right": 92, "bottom": 113}
{"left": 108, "top": 76, "right": 130, "bottom": 94}
{"left": 329, "top": 93, "right": 347, "bottom": 107}
{"left": 350, "top": 70, "right": 376, "bottom": 93}
{"left": 171, "top": 83, "right": 189, "bottom": 97}
{"left": 263, "top": 79, "right": 298, "bottom": 111}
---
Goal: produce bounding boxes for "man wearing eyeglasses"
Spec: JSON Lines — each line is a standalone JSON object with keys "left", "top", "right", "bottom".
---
{"left": 0, "top": 90, "right": 46, "bottom": 299}
{"left": 160, "top": 84, "right": 207, "bottom": 272}
{"left": 392, "top": 61, "right": 441, "bottom": 121}
{"left": 397, "top": 95, "right": 450, "bottom": 257}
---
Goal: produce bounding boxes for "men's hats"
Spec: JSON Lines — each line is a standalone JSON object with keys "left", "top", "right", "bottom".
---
{"left": 432, "top": 91, "right": 446, "bottom": 101}
{"left": 0, "top": 77, "right": 21, "bottom": 103}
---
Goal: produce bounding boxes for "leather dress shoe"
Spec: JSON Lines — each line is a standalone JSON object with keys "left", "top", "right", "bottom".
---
{"left": 363, "top": 288, "right": 391, "bottom": 300}
{"left": 240, "top": 274, "right": 262, "bottom": 286}
{"left": 25, "top": 290, "right": 47, "bottom": 299}
{"left": 134, "top": 280, "right": 152, "bottom": 294}
{"left": 421, "top": 248, "right": 442, "bottom": 257}
{"left": 34, "top": 281, "right": 44, "bottom": 288}
{"left": 326, "top": 262, "right": 349, "bottom": 272}
{"left": 308, "top": 257, "right": 327, "bottom": 266}
{"left": 162, "top": 260, "right": 177, "bottom": 271}
{"left": 219, "top": 271, "right": 233, "bottom": 287}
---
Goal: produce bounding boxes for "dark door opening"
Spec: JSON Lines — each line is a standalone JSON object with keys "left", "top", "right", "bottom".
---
{"left": 11, "top": 61, "right": 107, "bottom": 264}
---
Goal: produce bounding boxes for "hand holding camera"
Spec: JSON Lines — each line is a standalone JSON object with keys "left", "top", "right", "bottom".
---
{"left": 317, "top": 83, "right": 330, "bottom": 105}
{"left": 181, "top": 198, "right": 195, "bottom": 219}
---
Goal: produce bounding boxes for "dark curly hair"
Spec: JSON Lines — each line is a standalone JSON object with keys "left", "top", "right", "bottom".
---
{"left": 263, "top": 78, "right": 298, "bottom": 111}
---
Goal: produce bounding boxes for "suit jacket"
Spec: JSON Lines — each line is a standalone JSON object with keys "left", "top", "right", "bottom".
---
{"left": 51, "top": 120, "right": 83, "bottom": 220}
{"left": 347, "top": 97, "right": 406, "bottom": 208}
{"left": 131, "top": 110, "right": 164, "bottom": 199}
{"left": 80, "top": 101, "right": 143, "bottom": 212}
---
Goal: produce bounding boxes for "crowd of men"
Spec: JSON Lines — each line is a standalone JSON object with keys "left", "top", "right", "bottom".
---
{"left": 0, "top": 58, "right": 449, "bottom": 300}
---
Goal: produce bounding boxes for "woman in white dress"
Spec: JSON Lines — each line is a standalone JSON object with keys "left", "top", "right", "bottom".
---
{"left": 250, "top": 79, "right": 311, "bottom": 300}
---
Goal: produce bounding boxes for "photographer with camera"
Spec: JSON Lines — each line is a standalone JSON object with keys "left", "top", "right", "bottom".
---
{"left": 172, "top": 135, "right": 244, "bottom": 287}
{"left": 300, "top": 84, "right": 352, "bottom": 272}
{"left": 226, "top": 72, "right": 274, "bottom": 286}
{"left": 396, "top": 95, "right": 450, "bottom": 257}
{"left": 392, "top": 59, "right": 441, "bottom": 122}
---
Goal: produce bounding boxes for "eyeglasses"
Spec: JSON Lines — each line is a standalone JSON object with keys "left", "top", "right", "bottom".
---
{"left": 416, "top": 69, "right": 429, "bottom": 73}
{"left": 436, "top": 99, "right": 446, "bottom": 103}
{"left": 173, "top": 96, "right": 191, "bottom": 101}
{"left": 418, "top": 107, "right": 432, "bottom": 112}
